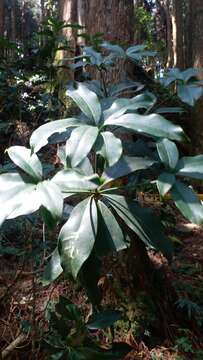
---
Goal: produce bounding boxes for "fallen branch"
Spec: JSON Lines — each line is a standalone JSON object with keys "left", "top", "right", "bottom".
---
{"left": 1, "top": 334, "right": 27, "bottom": 359}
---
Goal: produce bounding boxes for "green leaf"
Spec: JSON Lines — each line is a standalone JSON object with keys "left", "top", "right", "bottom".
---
{"left": 30, "top": 118, "right": 79, "bottom": 153}
{"left": 7, "top": 146, "right": 42, "bottom": 181}
{"left": 156, "top": 107, "right": 185, "bottom": 114}
{"left": 87, "top": 310, "right": 122, "bottom": 330}
{"left": 0, "top": 173, "right": 39, "bottom": 226}
{"left": 171, "top": 181, "right": 203, "bottom": 225}
{"left": 181, "top": 68, "right": 202, "bottom": 82}
{"left": 103, "top": 92, "right": 156, "bottom": 122}
{"left": 83, "top": 46, "right": 103, "bottom": 66}
{"left": 66, "top": 125, "right": 98, "bottom": 167}
{"left": 108, "top": 80, "right": 144, "bottom": 96}
{"left": 79, "top": 253, "right": 102, "bottom": 306}
{"left": 101, "top": 41, "right": 126, "bottom": 57}
{"left": 96, "top": 200, "right": 127, "bottom": 255}
{"left": 98, "top": 132, "right": 122, "bottom": 166}
{"left": 126, "top": 45, "right": 156, "bottom": 61}
{"left": 156, "top": 138, "right": 179, "bottom": 169}
{"left": 177, "top": 84, "right": 203, "bottom": 106}
{"left": 104, "top": 194, "right": 173, "bottom": 259}
{"left": 46, "top": 352, "right": 65, "bottom": 360}
{"left": 67, "top": 82, "right": 102, "bottom": 125}
{"left": 59, "top": 197, "right": 97, "bottom": 278}
{"left": 104, "top": 113, "right": 186, "bottom": 142}
{"left": 52, "top": 170, "right": 98, "bottom": 195}
{"left": 37, "top": 181, "right": 63, "bottom": 221}
{"left": 102, "top": 156, "right": 154, "bottom": 185}
{"left": 157, "top": 172, "right": 176, "bottom": 197}
{"left": 42, "top": 247, "right": 63, "bottom": 286}
{"left": 176, "top": 155, "right": 203, "bottom": 180}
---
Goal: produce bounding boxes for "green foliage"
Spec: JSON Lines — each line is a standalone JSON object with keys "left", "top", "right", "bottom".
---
{"left": 1, "top": 37, "right": 203, "bottom": 356}
{"left": 43, "top": 296, "right": 131, "bottom": 360}
{"left": 160, "top": 68, "right": 203, "bottom": 106}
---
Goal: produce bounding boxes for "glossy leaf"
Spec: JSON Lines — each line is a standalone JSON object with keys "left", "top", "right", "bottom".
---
{"left": 108, "top": 79, "right": 144, "bottom": 96}
{"left": 66, "top": 125, "right": 98, "bottom": 167}
{"left": 104, "top": 194, "right": 173, "bottom": 259}
{"left": 104, "top": 113, "right": 186, "bottom": 142}
{"left": 42, "top": 247, "right": 63, "bottom": 286}
{"left": 96, "top": 200, "right": 127, "bottom": 255}
{"left": 7, "top": 146, "right": 42, "bottom": 181}
{"left": 176, "top": 155, "right": 203, "bottom": 180}
{"left": 157, "top": 172, "right": 176, "bottom": 197}
{"left": 67, "top": 82, "right": 102, "bottom": 125}
{"left": 37, "top": 181, "right": 63, "bottom": 220}
{"left": 99, "top": 132, "right": 122, "bottom": 166}
{"left": 101, "top": 41, "right": 126, "bottom": 57}
{"left": 102, "top": 156, "right": 154, "bottom": 185}
{"left": 59, "top": 197, "right": 97, "bottom": 278}
{"left": 171, "top": 181, "right": 203, "bottom": 225}
{"left": 87, "top": 310, "right": 122, "bottom": 329}
{"left": 177, "top": 84, "right": 203, "bottom": 106}
{"left": 156, "top": 107, "right": 185, "bottom": 114}
{"left": 103, "top": 92, "right": 156, "bottom": 122}
{"left": 52, "top": 170, "right": 98, "bottom": 194}
{"left": 156, "top": 138, "right": 179, "bottom": 169}
{"left": 0, "top": 173, "right": 40, "bottom": 226}
{"left": 30, "top": 118, "right": 79, "bottom": 153}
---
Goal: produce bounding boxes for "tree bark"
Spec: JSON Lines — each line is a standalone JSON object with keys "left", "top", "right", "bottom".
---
{"left": 0, "top": 0, "right": 4, "bottom": 37}
{"left": 172, "top": 0, "right": 184, "bottom": 68}
{"left": 81, "top": 0, "right": 134, "bottom": 84}
{"left": 187, "top": 0, "right": 203, "bottom": 153}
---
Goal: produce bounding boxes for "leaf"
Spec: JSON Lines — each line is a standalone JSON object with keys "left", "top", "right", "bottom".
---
{"left": 30, "top": 118, "right": 79, "bottom": 153}
{"left": 59, "top": 197, "right": 97, "bottom": 278}
{"left": 99, "top": 132, "right": 122, "bottom": 166}
{"left": 101, "top": 41, "right": 126, "bottom": 57}
{"left": 7, "top": 146, "right": 42, "bottom": 181}
{"left": 108, "top": 79, "right": 144, "bottom": 96}
{"left": 66, "top": 125, "right": 98, "bottom": 167}
{"left": 0, "top": 173, "right": 40, "bottom": 226}
{"left": 104, "top": 194, "right": 173, "bottom": 259}
{"left": 181, "top": 68, "right": 202, "bottom": 82}
{"left": 79, "top": 253, "right": 102, "bottom": 306}
{"left": 156, "top": 138, "right": 179, "bottom": 169}
{"left": 157, "top": 172, "right": 176, "bottom": 197}
{"left": 103, "top": 92, "right": 156, "bottom": 122}
{"left": 42, "top": 247, "right": 63, "bottom": 286}
{"left": 104, "top": 113, "right": 187, "bottom": 142}
{"left": 176, "top": 155, "right": 203, "bottom": 180}
{"left": 67, "top": 82, "right": 102, "bottom": 125}
{"left": 96, "top": 200, "right": 127, "bottom": 255}
{"left": 37, "top": 181, "right": 63, "bottom": 221}
{"left": 171, "top": 181, "right": 203, "bottom": 225}
{"left": 177, "top": 84, "right": 203, "bottom": 106}
{"left": 52, "top": 170, "right": 98, "bottom": 195}
{"left": 156, "top": 107, "right": 185, "bottom": 114}
{"left": 87, "top": 310, "right": 122, "bottom": 330}
{"left": 83, "top": 46, "right": 103, "bottom": 66}
{"left": 102, "top": 156, "right": 154, "bottom": 185}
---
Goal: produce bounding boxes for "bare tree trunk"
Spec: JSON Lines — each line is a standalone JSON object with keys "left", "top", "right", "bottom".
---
{"left": 187, "top": 0, "right": 203, "bottom": 154}
{"left": 172, "top": 0, "right": 184, "bottom": 68}
{"left": 0, "top": 0, "right": 4, "bottom": 37}
{"left": 82, "top": 0, "right": 134, "bottom": 83}
{"left": 156, "top": 0, "right": 173, "bottom": 68}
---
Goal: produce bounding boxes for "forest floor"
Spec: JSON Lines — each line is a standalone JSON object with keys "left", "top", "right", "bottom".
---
{"left": 0, "top": 196, "right": 203, "bottom": 360}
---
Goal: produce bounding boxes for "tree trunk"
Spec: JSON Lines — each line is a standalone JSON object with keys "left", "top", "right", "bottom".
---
{"left": 187, "top": 0, "right": 203, "bottom": 153}
{"left": 172, "top": 0, "right": 184, "bottom": 68}
{"left": 0, "top": 0, "right": 4, "bottom": 37}
{"left": 82, "top": 0, "right": 134, "bottom": 84}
